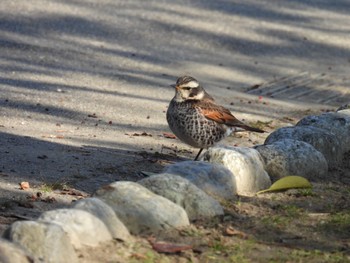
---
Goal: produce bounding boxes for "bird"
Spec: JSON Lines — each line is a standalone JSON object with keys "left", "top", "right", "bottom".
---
{"left": 166, "top": 76, "right": 265, "bottom": 160}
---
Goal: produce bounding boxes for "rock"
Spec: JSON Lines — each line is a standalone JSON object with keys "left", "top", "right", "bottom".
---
{"left": 38, "top": 209, "right": 112, "bottom": 249}
{"left": 337, "top": 108, "right": 350, "bottom": 115}
{"left": 163, "top": 161, "right": 236, "bottom": 200}
{"left": 0, "top": 238, "right": 33, "bottom": 263}
{"left": 297, "top": 112, "right": 350, "bottom": 154}
{"left": 265, "top": 126, "right": 342, "bottom": 168}
{"left": 139, "top": 174, "right": 224, "bottom": 220}
{"left": 5, "top": 221, "right": 78, "bottom": 263}
{"left": 73, "top": 197, "right": 130, "bottom": 241}
{"left": 336, "top": 104, "right": 350, "bottom": 111}
{"left": 202, "top": 146, "right": 271, "bottom": 195}
{"left": 95, "top": 181, "right": 189, "bottom": 235}
{"left": 255, "top": 139, "right": 328, "bottom": 181}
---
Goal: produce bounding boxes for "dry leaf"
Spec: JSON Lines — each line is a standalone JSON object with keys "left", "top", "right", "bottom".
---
{"left": 225, "top": 226, "right": 248, "bottom": 239}
{"left": 148, "top": 238, "right": 192, "bottom": 254}
{"left": 163, "top": 132, "right": 177, "bottom": 139}
{"left": 20, "top": 181, "right": 30, "bottom": 190}
{"left": 257, "top": 176, "right": 312, "bottom": 194}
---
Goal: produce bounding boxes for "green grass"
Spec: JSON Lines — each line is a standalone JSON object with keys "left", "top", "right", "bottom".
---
{"left": 320, "top": 211, "right": 350, "bottom": 237}
{"left": 39, "top": 182, "right": 70, "bottom": 192}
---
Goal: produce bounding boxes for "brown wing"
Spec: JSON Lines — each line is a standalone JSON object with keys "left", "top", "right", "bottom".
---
{"left": 199, "top": 102, "right": 265, "bottom": 133}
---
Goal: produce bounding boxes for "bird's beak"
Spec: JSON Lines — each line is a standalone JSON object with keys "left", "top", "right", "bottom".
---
{"left": 170, "top": 84, "right": 177, "bottom": 89}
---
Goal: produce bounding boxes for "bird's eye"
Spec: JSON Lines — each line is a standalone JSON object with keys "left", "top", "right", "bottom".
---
{"left": 182, "top": 87, "right": 191, "bottom": 90}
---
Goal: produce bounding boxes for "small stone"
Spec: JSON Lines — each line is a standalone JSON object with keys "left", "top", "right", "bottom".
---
{"left": 95, "top": 181, "right": 189, "bottom": 235}
{"left": 73, "top": 198, "right": 131, "bottom": 241}
{"left": 202, "top": 146, "right": 271, "bottom": 196}
{"left": 265, "top": 126, "right": 342, "bottom": 168}
{"left": 255, "top": 139, "right": 328, "bottom": 181}
{"left": 0, "top": 238, "right": 32, "bottom": 263}
{"left": 139, "top": 174, "right": 224, "bottom": 220}
{"left": 38, "top": 209, "right": 112, "bottom": 249}
{"left": 6, "top": 221, "right": 78, "bottom": 263}
{"left": 163, "top": 161, "right": 237, "bottom": 200}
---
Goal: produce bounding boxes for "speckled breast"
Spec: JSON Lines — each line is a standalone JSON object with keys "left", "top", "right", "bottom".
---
{"left": 166, "top": 100, "right": 227, "bottom": 148}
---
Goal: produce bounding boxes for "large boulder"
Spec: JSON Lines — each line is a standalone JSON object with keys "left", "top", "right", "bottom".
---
{"left": 297, "top": 112, "right": 350, "bottom": 154}
{"left": 255, "top": 139, "right": 328, "bottom": 181}
{"left": 265, "top": 126, "right": 342, "bottom": 169}
{"left": 202, "top": 146, "right": 271, "bottom": 196}
{"left": 163, "top": 161, "right": 237, "bottom": 200}
{"left": 95, "top": 181, "right": 189, "bottom": 234}
{"left": 139, "top": 174, "right": 224, "bottom": 220}
{"left": 73, "top": 197, "right": 131, "bottom": 241}
{"left": 0, "top": 238, "right": 33, "bottom": 263}
{"left": 5, "top": 221, "right": 78, "bottom": 263}
{"left": 38, "top": 209, "right": 113, "bottom": 249}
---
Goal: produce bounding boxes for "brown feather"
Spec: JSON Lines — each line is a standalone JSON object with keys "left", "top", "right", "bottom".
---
{"left": 199, "top": 102, "right": 265, "bottom": 133}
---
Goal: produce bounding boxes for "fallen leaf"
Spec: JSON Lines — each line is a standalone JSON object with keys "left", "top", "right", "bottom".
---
{"left": 225, "top": 226, "right": 248, "bottom": 239}
{"left": 148, "top": 238, "right": 192, "bottom": 254}
{"left": 20, "top": 182, "right": 30, "bottom": 190}
{"left": 163, "top": 132, "right": 177, "bottom": 139}
{"left": 257, "top": 176, "right": 312, "bottom": 194}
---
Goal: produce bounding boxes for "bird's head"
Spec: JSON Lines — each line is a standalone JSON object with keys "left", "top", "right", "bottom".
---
{"left": 171, "top": 76, "right": 209, "bottom": 102}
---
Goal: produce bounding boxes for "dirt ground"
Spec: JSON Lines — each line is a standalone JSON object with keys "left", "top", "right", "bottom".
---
{"left": 77, "top": 135, "right": 350, "bottom": 263}
{"left": 2, "top": 107, "right": 350, "bottom": 262}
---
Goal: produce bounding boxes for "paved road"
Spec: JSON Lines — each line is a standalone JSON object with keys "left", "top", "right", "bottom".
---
{"left": 0, "top": 0, "right": 349, "bottom": 198}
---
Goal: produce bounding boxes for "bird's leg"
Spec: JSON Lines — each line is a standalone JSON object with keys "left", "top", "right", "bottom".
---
{"left": 194, "top": 148, "right": 204, "bottom": 161}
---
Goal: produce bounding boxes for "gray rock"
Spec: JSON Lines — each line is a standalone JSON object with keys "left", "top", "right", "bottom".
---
{"left": 6, "top": 221, "right": 78, "bottom": 263}
{"left": 336, "top": 104, "right": 350, "bottom": 111}
{"left": 0, "top": 238, "right": 32, "bottom": 263}
{"left": 139, "top": 174, "right": 224, "bottom": 220}
{"left": 73, "top": 197, "right": 130, "bottom": 241}
{"left": 337, "top": 108, "right": 350, "bottom": 115}
{"left": 94, "top": 181, "right": 189, "bottom": 235}
{"left": 202, "top": 146, "right": 271, "bottom": 195}
{"left": 265, "top": 126, "right": 342, "bottom": 168}
{"left": 38, "top": 209, "right": 112, "bottom": 249}
{"left": 255, "top": 139, "right": 328, "bottom": 181}
{"left": 163, "top": 161, "right": 236, "bottom": 200}
{"left": 297, "top": 112, "right": 350, "bottom": 154}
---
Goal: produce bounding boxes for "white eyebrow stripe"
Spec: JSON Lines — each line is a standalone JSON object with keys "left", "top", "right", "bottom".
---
{"left": 183, "top": 81, "right": 199, "bottom": 88}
